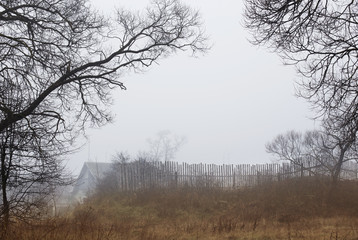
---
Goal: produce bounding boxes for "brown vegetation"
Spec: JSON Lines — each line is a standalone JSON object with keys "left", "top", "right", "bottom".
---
{"left": 4, "top": 177, "right": 358, "bottom": 240}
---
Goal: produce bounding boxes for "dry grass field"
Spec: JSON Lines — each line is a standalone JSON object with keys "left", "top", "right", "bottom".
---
{"left": 5, "top": 177, "right": 358, "bottom": 240}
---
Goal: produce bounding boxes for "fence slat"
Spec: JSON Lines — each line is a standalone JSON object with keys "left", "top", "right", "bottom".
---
{"left": 104, "top": 161, "right": 358, "bottom": 192}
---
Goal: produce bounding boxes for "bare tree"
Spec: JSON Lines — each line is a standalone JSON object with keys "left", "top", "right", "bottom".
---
{"left": 244, "top": 0, "right": 358, "bottom": 151}
{"left": 266, "top": 131, "right": 305, "bottom": 166}
{"left": 146, "top": 130, "right": 186, "bottom": 162}
{"left": 0, "top": 116, "right": 72, "bottom": 234}
{"left": 0, "top": 84, "right": 72, "bottom": 234}
{"left": 266, "top": 129, "right": 358, "bottom": 183}
{"left": 0, "top": 0, "right": 208, "bottom": 232}
{"left": 0, "top": 0, "right": 208, "bottom": 133}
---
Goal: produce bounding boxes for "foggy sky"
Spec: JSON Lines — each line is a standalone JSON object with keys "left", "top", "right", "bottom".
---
{"left": 67, "top": 0, "right": 316, "bottom": 174}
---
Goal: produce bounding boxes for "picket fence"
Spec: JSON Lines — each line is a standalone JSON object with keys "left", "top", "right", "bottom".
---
{"left": 110, "top": 160, "right": 358, "bottom": 191}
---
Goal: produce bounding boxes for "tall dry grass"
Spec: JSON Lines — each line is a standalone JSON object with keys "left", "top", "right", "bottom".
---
{"left": 5, "top": 177, "right": 358, "bottom": 240}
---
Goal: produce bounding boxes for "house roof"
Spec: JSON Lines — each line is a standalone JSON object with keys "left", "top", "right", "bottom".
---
{"left": 84, "top": 162, "right": 112, "bottom": 179}
{"left": 71, "top": 162, "right": 112, "bottom": 199}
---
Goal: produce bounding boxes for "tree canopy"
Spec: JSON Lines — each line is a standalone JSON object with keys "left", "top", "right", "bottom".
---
{"left": 245, "top": 0, "right": 358, "bottom": 136}
{"left": 0, "top": 0, "right": 208, "bottom": 231}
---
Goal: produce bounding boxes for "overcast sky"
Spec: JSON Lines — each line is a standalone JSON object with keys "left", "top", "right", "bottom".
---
{"left": 67, "top": 0, "right": 317, "bottom": 174}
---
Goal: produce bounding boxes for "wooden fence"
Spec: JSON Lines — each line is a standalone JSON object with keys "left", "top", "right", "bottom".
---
{"left": 109, "top": 160, "right": 358, "bottom": 191}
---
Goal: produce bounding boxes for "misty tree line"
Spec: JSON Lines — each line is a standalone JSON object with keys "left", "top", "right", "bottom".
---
{"left": 96, "top": 131, "right": 187, "bottom": 192}
{"left": 266, "top": 130, "right": 358, "bottom": 183}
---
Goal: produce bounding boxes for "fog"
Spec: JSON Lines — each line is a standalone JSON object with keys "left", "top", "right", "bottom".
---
{"left": 67, "top": 0, "right": 316, "bottom": 174}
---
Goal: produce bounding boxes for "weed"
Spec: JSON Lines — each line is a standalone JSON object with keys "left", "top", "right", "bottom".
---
{"left": 6, "top": 178, "right": 358, "bottom": 239}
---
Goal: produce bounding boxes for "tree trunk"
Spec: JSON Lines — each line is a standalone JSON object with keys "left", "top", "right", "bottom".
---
{"left": 1, "top": 146, "right": 9, "bottom": 238}
{"left": 332, "top": 146, "right": 347, "bottom": 185}
{"left": 332, "top": 164, "right": 341, "bottom": 185}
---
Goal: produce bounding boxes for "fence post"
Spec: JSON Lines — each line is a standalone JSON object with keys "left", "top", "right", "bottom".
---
{"left": 301, "top": 163, "right": 304, "bottom": 178}
{"left": 233, "top": 171, "right": 236, "bottom": 189}
{"left": 175, "top": 171, "right": 178, "bottom": 188}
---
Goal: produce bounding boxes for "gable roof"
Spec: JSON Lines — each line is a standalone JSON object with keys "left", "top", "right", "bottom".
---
{"left": 84, "top": 162, "right": 112, "bottom": 179}
{"left": 71, "top": 162, "right": 112, "bottom": 202}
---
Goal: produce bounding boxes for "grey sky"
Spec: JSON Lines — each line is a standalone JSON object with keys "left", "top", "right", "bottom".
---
{"left": 68, "top": 0, "right": 316, "bottom": 174}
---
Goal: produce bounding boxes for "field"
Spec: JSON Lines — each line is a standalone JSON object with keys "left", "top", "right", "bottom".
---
{"left": 5, "top": 177, "right": 358, "bottom": 240}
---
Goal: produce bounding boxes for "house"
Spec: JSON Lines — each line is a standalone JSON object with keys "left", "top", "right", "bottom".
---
{"left": 71, "top": 162, "right": 112, "bottom": 203}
